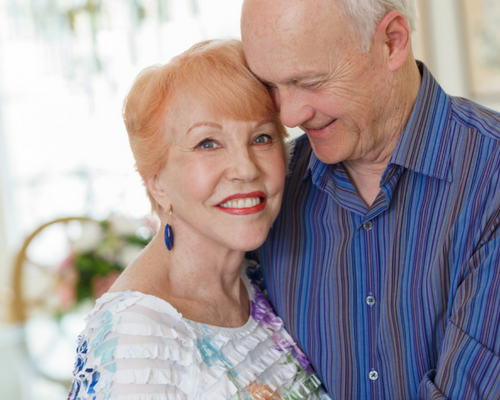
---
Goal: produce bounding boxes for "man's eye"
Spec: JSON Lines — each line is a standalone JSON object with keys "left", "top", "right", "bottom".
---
{"left": 254, "top": 134, "right": 272, "bottom": 144}
{"left": 301, "top": 81, "right": 321, "bottom": 89}
{"left": 196, "top": 139, "right": 219, "bottom": 150}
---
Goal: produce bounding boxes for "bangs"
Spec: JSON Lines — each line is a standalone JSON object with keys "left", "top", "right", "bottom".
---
{"left": 168, "top": 40, "right": 275, "bottom": 121}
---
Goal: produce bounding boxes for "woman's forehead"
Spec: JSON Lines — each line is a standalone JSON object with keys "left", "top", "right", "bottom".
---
{"left": 167, "top": 90, "right": 274, "bottom": 127}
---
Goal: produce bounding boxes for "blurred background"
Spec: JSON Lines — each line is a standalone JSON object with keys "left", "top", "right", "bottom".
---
{"left": 0, "top": 0, "right": 499, "bottom": 398}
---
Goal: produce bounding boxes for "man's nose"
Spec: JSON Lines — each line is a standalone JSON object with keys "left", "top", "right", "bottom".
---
{"left": 275, "top": 87, "right": 314, "bottom": 128}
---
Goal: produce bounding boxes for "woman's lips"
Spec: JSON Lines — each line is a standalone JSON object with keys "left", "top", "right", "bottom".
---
{"left": 216, "top": 191, "right": 266, "bottom": 215}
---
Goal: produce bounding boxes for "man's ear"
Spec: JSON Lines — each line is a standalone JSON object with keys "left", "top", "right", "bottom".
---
{"left": 144, "top": 174, "right": 170, "bottom": 206}
{"left": 375, "top": 10, "right": 411, "bottom": 72}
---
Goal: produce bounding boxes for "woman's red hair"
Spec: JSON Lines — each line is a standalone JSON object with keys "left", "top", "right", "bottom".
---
{"left": 123, "top": 39, "right": 287, "bottom": 213}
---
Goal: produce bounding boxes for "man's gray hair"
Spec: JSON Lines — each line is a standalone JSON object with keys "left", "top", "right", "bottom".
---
{"left": 339, "top": 0, "right": 418, "bottom": 51}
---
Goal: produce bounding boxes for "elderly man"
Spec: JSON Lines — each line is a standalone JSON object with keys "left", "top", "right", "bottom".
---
{"left": 242, "top": 0, "right": 500, "bottom": 399}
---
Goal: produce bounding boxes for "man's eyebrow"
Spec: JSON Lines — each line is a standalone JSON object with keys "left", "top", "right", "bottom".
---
{"left": 187, "top": 122, "right": 222, "bottom": 134}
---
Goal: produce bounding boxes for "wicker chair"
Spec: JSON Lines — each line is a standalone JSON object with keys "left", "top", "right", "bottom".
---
{"left": 9, "top": 217, "right": 97, "bottom": 323}
{"left": 7, "top": 216, "right": 99, "bottom": 391}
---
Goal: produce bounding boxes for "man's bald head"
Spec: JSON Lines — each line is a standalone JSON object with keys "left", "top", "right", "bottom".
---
{"left": 240, "top": 0, "right": 421, "bottom": 166}
{"left": 241, "top": 0, "right": 350, "bottom": 85}
{"left": 241, "top": 0, "right": 349, "bottom": 55}
{"left": 241, "top": 0, "right": 418, "bottom": 52}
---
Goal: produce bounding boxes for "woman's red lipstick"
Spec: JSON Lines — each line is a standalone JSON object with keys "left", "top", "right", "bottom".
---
{"left": 216, "top": 191, "right": 266, "bottom": 215}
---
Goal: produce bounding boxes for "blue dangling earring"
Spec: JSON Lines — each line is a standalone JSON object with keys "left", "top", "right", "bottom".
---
{"left": 164, "top": 208, "right": 173, "bottom": 251}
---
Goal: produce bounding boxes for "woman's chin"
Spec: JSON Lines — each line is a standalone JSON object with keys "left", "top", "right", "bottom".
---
{"left": 229, "top": 240, "right": 266, "bottom": 253}
{"left": 224, "top": 231, "right": 269, "bottom": 253}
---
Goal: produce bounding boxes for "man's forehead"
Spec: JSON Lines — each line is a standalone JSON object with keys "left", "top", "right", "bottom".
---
{"left": 241, "top": 0, "right": 345, "bottom": 49}
{"left": 242, "top": 0, "right": 339, "bottom": 17}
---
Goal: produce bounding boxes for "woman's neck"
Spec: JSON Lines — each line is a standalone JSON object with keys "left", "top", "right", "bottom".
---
{"left": 119, "top": 232, "right": 251, "bottom": 327}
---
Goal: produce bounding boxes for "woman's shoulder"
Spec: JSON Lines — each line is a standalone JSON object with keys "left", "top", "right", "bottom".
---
{"left": 84, "top": 290, "right": 197, "bottom": 350}
{"left": 69, "top": 291, "right": 200, "bottom": 400}
{"left": 92, "top": 290, "right": 179, "bottom": 315}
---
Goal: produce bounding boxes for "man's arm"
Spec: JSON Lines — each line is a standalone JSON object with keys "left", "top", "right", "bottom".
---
{"left": 419, "top": 215, "right": 500, "bottom": 399}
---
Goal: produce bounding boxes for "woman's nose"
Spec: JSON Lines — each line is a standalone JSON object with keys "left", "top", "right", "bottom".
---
{"left": 226, "top": 148, "right": 259, "bottom": 182}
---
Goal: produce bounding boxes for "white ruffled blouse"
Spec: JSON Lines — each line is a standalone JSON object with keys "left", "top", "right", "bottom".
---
{"left": 68, "top": 260, "right": 331, "bottom": 399}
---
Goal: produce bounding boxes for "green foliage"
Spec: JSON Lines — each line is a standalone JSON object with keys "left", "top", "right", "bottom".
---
{"left": 60, "top": 216, "right": 155, "bottom": 308}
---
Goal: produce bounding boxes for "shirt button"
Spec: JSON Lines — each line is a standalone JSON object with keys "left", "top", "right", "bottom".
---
{"left": 369, "top": 370, "right": 379, "bottom": 381}
{"left": 366, "top": 295, "right": 376, "bottom": 306}
{"left": 362, "top": 221, "right": 373, "bottom": 231}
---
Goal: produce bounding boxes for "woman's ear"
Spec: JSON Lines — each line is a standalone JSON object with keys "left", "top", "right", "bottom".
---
{"left": 144, "top": 174, "right": 170, "bottom": 206}
{"left": 375, "top": 10, "right": 411, "bottom": 72}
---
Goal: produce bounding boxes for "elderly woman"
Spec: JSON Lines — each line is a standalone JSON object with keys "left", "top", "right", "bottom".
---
{"left": 68, "top": 39, "right": 330, "bottom": 400}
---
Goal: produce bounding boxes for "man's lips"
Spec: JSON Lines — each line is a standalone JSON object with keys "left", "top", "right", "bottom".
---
{"left": 304, "top": 119, "right": 337, "bottom": 139}
{"left": 216, "top": 191, "right": 266, "bottom": 215}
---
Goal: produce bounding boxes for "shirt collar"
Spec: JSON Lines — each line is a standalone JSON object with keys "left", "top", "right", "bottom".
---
{"left": 303, "top": 151, "right": 331, "bottom": 188}
{"left": 304, "top": 62, "right": 453, "bottom": 185}
{"left": 389, "top": 62, "right": 453, "bottom": 182}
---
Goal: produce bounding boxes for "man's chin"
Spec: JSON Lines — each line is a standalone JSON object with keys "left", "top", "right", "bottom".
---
{"left": 309, "top": 143, "right": 344, "bottom": 165}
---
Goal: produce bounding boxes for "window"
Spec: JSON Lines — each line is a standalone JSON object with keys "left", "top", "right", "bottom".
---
{"left": 0, "top": 0, "right": 244, "bottom": 240}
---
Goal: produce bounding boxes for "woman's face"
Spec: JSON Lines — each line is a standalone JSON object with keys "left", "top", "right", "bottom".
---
{"left": 153, "top": 97, "right": 286, "bottom": 253}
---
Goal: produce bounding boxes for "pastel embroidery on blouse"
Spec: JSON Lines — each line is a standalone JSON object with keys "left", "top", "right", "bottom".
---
{"left": 68, "top": 260, "right": 331, "bottom": 399}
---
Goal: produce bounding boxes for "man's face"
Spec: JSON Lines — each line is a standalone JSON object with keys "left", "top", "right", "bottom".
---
{"left": 241, "top": 0, "right": 392, "bottom": 165}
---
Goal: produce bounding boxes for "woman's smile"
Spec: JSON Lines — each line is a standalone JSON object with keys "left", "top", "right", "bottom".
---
{"left": 217, "top": 191, "right": 266, "bottom": 215}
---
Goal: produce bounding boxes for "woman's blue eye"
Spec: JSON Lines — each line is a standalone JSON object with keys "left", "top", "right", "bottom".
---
{"left": 254, "top": 134, "right": 272, "bottom": 144}
{"left": 197, "top": 139, "right": 218, "bottom": 149}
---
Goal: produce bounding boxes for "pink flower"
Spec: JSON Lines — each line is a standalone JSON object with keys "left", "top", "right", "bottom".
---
{"left": 246, "top": 381, "right": 283, "bottom": 399}
{"left": 56, "top": 254, "right": 77, "bottom": 310}
{"left": 143, "top": 215, "right": 160, "bottom": 233}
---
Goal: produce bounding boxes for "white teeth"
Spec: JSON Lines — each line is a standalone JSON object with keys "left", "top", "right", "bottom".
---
{"left": 219, "top": 197, "right": 261, "bottom": 209}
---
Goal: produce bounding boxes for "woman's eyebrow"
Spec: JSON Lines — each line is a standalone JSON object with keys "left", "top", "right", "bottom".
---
{"left": 256, "top": 119, "right": 274, "bottom": 127}
{"left": 187, "top": 121, "right": 223, "bottom": 134}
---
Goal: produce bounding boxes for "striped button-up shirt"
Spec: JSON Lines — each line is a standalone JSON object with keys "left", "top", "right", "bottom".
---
{"left": 254, "top": 63, "right": 500, "bottom": 399}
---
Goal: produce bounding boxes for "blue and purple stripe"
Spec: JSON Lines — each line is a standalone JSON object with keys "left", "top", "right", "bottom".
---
{"left": 253, "top": 63, "right": 500, "bottom": 399}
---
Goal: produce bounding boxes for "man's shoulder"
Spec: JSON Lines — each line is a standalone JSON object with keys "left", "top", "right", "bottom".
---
{"left": 450, "top": 96, "right": 500, "bottom": 141}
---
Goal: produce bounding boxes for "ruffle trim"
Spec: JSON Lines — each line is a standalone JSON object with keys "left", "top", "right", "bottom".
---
{"left": 70, "top": 271, "right": 329, "bottom": 399}
{"left": 72, "top": 383, "right": 189, "bottom": 400}
{"left": 76, "top": 339, "right": 325, "bottom": 399}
